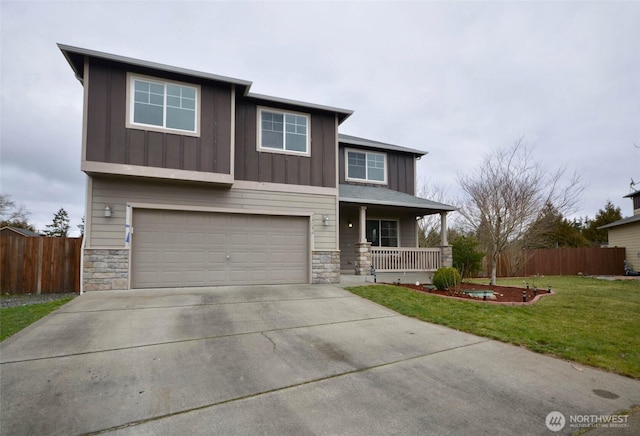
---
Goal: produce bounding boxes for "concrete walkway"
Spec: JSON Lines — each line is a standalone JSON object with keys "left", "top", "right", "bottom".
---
{"left": 1, "top": 284, "right": 638, "bottom": 435}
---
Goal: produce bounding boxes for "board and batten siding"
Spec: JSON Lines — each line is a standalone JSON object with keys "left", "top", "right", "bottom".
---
{"left": 85, "top": 58, "right": 233, "bottom": 175}
{"left": 608, "top": 221, "right": 640, "bottom": 271}
{"left": 88, "top": 177, "right": 337, "bottom": 250}
{"left": 338, "top": 145, "right": 416, "bottom": 195}
{"left": 234, "top": 99, "right": 337, "bottom": 188}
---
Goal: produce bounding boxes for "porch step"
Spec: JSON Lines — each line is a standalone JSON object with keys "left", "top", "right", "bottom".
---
{"left": 339, "top": 272, "right": 433, "bottom": 287}
{"left": 375, "top": 272, "right": 434, "bottom": 285}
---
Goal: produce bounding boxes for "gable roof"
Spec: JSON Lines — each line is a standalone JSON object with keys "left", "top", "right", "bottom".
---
{"left": 58, "top": 44, "right": 353, "bottom": 124}
{"left": 0, "top": 226, "right": 40, "bottom": 237}
{"left": 339, "top": 184, "right": 456, "bottom": 215}
{"left": 339, "top": 134, "right": 426, "bottom": 156}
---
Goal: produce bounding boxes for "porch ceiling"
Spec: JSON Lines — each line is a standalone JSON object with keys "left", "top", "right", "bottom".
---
{"left": 338, "top": 184, "right": 457, "bottom": 216}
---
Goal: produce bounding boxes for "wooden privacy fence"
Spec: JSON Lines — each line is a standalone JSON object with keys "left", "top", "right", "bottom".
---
{"left": 488, "top": 247, "right": 626, "bottom": 277}
{"left": 1, "top": 236, "right": 82, "bottom": 294}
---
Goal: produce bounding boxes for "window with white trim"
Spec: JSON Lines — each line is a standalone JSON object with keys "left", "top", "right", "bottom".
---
{"left": 346, "top": 149, "right": 387, "bottom": 183}
{"left": 366, "top": 219, "right": 398, "bottom": 247}
{"left": 129, "top": 75, "right": 199, "bottom": 135}
{"left": 258, "top": 108, "right": 310, "bottom": 155}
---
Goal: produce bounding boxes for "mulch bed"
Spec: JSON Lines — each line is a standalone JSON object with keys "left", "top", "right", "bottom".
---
{"left": 394, "top": 282, "right": 554, "bottom": 304}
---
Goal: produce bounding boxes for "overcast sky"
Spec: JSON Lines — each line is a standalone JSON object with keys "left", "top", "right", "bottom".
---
{"left": 1, "top": 1, "right": 639, "bottom": 236}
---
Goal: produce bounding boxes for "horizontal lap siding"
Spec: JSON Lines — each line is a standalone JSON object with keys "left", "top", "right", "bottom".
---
{"left": 89, "top": 178, "right": 337, "bottom": 250}
{"left": 399, "top": 215, "right": 417, "bottom": 246}
{"left": 608, "top": 222, "right": 640, "bottom": 270}
{"left": 86, "top": 59, "right": 232, "bottom": 175}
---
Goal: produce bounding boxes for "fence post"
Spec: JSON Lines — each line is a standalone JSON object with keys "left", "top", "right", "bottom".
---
{"left": 36, "top": 237, "right": 43, "bottom": 294}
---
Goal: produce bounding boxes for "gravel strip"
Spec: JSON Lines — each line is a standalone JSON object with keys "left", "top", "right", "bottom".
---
{"left": 1, "top": 293, "right": 78, "bottom": 308}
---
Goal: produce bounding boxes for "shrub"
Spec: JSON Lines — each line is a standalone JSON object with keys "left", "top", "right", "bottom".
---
{"left": 451, "top": 235, "right": 485, "bottom": 278}
{"left": 432, "top": 267, "right": 461, "bottom": 290}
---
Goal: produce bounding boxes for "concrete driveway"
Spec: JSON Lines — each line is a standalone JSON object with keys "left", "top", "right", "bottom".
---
{"left": 1, "top": 284, "right": 639, "bottom": 435}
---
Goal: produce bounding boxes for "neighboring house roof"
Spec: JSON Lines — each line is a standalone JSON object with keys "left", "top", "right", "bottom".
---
{"left": 339, "top": 133, "right": 426, "bottom": 156}
{"left": 598, "top": 214, "right": 640, "bottom": 230}
{"left": 58, "top": 44, "right": 353, "bottom": 124}
{"left": 623, "top": 189, "right": 640, "bottom": 199}
{"left": 339, "top": 184, "right": 456, "bottom": 215}
{"left": 0, "top": 226, "right": 40, "bottom": 237}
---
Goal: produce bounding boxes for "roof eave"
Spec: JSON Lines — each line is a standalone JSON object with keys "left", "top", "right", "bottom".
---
{"left": 338, "top": 134, "right": 427, "bottom": 156}
{"left": 57, "top": 43, "right": 253, "bottom": 92}
{"left": 246, "top": 92, "right": 353, "bottom": 123}
{"left": 339, "top": 197, "right": 457, "bottom": 214}
{"left": 598, "top": 214, "right": 640, "bottom": 229}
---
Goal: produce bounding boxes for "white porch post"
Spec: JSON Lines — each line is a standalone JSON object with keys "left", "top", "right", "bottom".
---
{"left": 355, "top": 206, "right": 371, "bottom": 275}
{"left": 440, "top": 212, "right": 448, "bottom": 246}
{"left": 439, "top": 212, "right": 452, "bottom": 268}
{"left": 359, "top": 206, "right": 367, "bottom": 243}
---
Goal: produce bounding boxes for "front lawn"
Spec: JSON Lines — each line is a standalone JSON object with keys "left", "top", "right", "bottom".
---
{"left": 347, "top": 276, "right": 640, "bottom": 379}
{"left": 0, "top": 298, "right": 75, "bottom": 342}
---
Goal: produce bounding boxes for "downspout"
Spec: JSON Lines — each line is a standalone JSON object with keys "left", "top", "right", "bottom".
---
{"left": 80, "top": 230, "right": 85, "bottom": 295}
{"left": 79, "top": 175, "right": 90, "bottom": 295}
{"left": 79, "top": 57, "right": 90, "bottom": 295}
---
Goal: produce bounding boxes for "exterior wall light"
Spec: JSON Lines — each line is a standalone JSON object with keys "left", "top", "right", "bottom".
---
{"left": 322, "top": 215, "right": 329, "bottom": 226}
{"left": 104, "top": 205, "right": 112, "bottom": 218}
{"left": 348, "top": 221, "right": 353, "bottom": 228}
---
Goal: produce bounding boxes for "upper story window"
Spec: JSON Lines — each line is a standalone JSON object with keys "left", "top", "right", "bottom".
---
{"left": 258, "top": 107, "right": 310, "bottom": 156}
{"left": 127, "top": 74, "right": 200, "bottom": 136}
{"left": 346, "top": 149, "right": 387, "bottom": 184}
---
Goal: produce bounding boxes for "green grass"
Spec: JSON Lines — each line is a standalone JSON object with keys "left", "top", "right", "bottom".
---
{"left": 0, "top": 298, "right": 74, "bottom": 342}
{"left": 347, "top": 276, "right": 640, "bottom": 379}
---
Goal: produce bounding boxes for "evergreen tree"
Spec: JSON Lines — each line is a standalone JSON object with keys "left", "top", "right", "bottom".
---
{"left": 45, "top": 208, "right": 70, "bottom": 237}
{"left": 582, "top": 200, "right": 622, "bottom": 245}
{"left": 525, "top": 204, "right": 590, "bottom": 248}
{"left": 78, "top": 216, "right": 85, "bottom": 236}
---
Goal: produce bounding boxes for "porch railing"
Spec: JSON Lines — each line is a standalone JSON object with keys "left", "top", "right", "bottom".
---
{"left": 371, "top": 247, "right": 442, "bottom": 272}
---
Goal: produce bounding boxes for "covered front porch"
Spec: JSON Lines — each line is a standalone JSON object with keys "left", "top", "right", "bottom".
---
{"left": 339, "top": 184, "right": 456, "bottom": 278}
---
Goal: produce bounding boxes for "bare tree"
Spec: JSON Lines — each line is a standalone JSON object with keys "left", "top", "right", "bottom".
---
{"left": 416, "top": 178, "right": 452, "bottom": 247}
{"left": 457, "top": 139, "right": 584, "bottom": 284}
{"left": 0, "top": 193, "right": 35, "bottom": 231}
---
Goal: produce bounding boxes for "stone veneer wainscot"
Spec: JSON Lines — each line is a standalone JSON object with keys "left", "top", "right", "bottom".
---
{"left": 83, "top": 249, "right": 129, "bottom": 291}
{"left": 312, "top": 250, "right": 340, "bottom": 284}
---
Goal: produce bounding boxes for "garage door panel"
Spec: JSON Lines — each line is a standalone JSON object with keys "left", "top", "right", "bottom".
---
{"left": 250, "top": 234, "right": 269, "bottom": 245}
{"left": 184, "top": 232, "right": 206, "bottom": 244}
{"left": 207, "top": 253, "right": 227, "bottom": 265}
{"left": 132, "top": 209, "right": 309, "bottom": 288}
{"left": 160, "top": 251, "right": 182, "bottom": 264}
{"left": 248, "top": 251, "right": 268, "bottom": 263}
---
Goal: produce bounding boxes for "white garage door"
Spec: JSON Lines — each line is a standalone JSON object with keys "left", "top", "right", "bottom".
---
{"left": 131, "top": 209, "right": 309, "bottom": 288}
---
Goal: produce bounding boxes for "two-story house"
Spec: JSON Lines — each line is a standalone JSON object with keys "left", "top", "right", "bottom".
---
{"left": 59, "top": 44, "right": 455, "bottom": 291}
